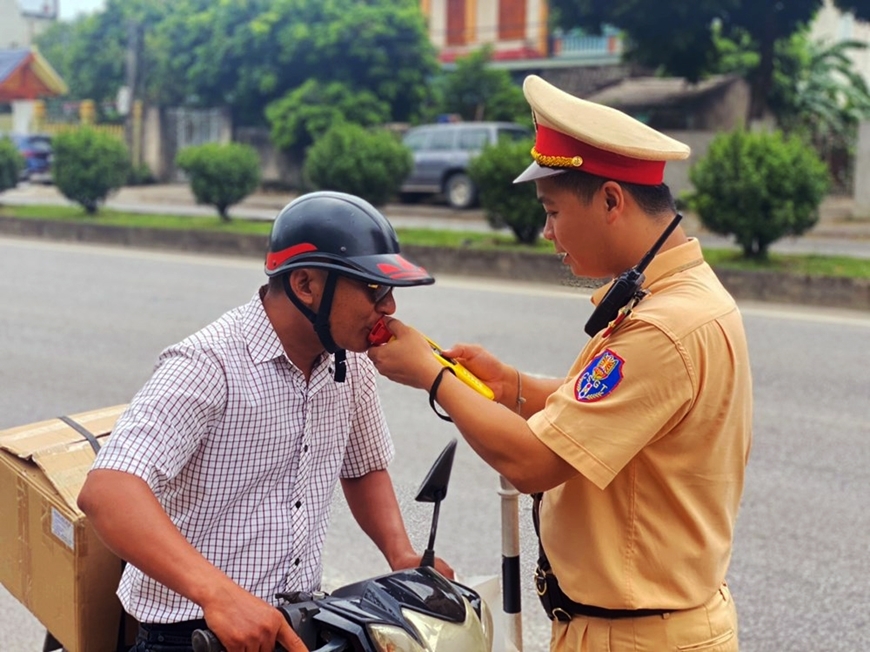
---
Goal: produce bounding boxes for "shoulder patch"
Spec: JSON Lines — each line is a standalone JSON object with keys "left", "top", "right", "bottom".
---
{"left": 574, "top": 349, "right": 625, "bottom": 402}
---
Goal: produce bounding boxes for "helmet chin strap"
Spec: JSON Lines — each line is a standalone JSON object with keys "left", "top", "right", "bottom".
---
{"left": 282, "top": 272, "right": 347, "bottom": 382}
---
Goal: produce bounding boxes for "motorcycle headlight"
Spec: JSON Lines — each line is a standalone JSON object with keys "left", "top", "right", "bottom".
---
{"left": 398, "top": 597, "right": 492, "bottom": 651}
{"left": 369, "top": 623, "right": 426, "bottom": 652}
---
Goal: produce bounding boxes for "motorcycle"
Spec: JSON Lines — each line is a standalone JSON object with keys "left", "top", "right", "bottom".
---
{"left": 191, "top": 438, "right": 494, "bottom": 652}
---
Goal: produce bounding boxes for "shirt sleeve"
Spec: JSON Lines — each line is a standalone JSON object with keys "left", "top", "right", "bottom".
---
{"left": 341, "top": 353, "right": 394, "bottom": 479}
{"left": 528, "top": 318, "right": 694, "bottom": 489}
{"left": 90, "top": 345, "right": 228, "bottom": 495}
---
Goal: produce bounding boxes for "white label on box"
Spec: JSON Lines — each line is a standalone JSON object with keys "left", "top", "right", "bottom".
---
{"left": 51, "top": 507, "right": 75, "bottom": 550}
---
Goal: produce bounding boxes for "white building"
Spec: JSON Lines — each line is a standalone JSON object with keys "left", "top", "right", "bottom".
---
{"left": 809, "top": 0, "right": 870, "bottom": 85}
{"left": 0, "top": 0, "right": 57, "bottom": 49}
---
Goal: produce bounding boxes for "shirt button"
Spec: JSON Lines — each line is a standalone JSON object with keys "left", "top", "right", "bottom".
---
{"left": 303, "top": 444, "right": 309, "bottom": 452}
{"left": 295, "top": 500, "right": 302, "bottom": 509}
{"left": 294, "top": 558, "right": 301, "bottom": 566}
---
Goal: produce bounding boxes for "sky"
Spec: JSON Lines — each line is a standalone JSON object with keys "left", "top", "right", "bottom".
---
{"left": 58, "top": 0, "right": 106, "bottom": 20}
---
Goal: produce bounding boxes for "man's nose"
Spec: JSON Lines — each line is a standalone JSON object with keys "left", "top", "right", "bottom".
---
{"left": 378, "top": 292, "right": 397, "bottom": 315}
{"left": 543, "top": 216, "right": 555, "bottom": 241}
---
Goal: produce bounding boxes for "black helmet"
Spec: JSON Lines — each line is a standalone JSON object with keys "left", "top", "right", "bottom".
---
{"left": 264, "top": 191, "right": 433, "bottom": 383}
{"left": 265, "top": 191, "right": 434, "bottom": 287}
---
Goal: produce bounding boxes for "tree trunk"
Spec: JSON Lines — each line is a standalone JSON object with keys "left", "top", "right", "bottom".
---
{"left": 748, "top": 2, "right": 779, "bottom": 123}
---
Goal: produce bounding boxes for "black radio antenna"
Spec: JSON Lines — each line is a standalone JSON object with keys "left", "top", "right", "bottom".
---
{"left": 636, "top": 212, "right": 683, "bottom": 274}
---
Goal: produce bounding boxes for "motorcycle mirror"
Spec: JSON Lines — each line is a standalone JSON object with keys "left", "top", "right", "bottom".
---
{"left": 414, "top": 438, "right": 457, "bottom": 503}
{"left": 414, "top": 438, "right": 457, "bottom": 568}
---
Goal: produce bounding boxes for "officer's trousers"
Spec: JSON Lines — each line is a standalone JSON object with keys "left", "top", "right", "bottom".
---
{"left": 550, "top": 583, "right": 738, "bottom": 652}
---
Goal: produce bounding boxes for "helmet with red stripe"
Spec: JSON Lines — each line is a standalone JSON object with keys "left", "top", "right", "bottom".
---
{"left": 265, "top": 191, "right": 434, "bottom": 287}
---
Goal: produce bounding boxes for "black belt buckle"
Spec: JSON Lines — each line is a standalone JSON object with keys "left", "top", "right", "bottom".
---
{"left": 534, "top": 565, "right": 572, "bottom": 622}
{"left": 534, "top": 565, "right": 547, "bottom": 597}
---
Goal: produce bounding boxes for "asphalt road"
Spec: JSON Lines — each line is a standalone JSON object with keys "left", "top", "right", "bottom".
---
{"left": 1, "top": 237, "right": 869, "bottom": 651}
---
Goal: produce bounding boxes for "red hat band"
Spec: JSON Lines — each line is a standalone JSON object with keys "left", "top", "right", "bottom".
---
{"left": 532, "top": 125, "right": 665, "bottom": 185}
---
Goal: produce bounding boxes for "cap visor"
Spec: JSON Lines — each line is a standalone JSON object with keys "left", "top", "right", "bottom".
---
{"left": 513, "top": 162, "right": 568, "bottom": 184}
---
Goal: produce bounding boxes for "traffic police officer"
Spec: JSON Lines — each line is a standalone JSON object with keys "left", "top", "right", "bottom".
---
{"left": 368, "top": 75, "right": 753, "bottom": 652}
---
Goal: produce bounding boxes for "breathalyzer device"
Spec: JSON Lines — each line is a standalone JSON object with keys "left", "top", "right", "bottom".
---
{"left": 368, "top": 319, "right": 495, "bottom": 400}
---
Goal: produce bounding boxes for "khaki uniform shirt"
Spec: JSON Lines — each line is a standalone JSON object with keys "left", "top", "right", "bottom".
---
{"left": 527, "top": 239, "right": 752, "bottom": 610}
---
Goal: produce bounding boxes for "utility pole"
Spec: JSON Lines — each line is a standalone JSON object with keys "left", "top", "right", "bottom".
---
{"left": 125, "top": 19, "right": 142, "bottom": 167}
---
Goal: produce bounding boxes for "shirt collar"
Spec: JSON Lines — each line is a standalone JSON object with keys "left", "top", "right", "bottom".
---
{"left": 245, "top": 288, "right": 331, "bottom": 373}
{"left": 591, "top": 238, "right": 704, "bottom": 305}
{"left": 246, "top": 288, "right": 287, "bottom": 364}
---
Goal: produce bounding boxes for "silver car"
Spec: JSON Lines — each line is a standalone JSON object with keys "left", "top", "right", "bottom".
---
{"left": 400, "top": 121, "right": 532, "bottom": 209}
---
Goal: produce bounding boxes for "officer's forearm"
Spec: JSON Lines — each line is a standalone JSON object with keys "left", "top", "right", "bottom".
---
{"left": 432, "top": 373, "right": 575, "bottom": 494}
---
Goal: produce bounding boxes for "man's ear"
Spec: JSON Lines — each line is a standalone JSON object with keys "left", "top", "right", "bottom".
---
{"left": 288, "top": 268, "right": 322, "bottom": 308}
{"left": 601, "top": 182, "right": 624, "bottom": 221}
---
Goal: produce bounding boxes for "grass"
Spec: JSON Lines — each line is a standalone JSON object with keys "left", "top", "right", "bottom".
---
{"left": 2, "top": 203, "right": 870, "bottom": 279}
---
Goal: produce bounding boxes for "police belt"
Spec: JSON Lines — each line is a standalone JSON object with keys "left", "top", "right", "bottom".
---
{"left": 532, "top": 493, "right": 670, "bottom": 622}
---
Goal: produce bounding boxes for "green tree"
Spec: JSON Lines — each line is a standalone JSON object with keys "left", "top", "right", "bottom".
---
{"left": 428, "top": 46, "right": 530, "bottom": 123}
{"left": 148, "top": 0, "right": 437, "bottom": 126}
{"left": 304, "top": 123, "right": 412, "bottom": 207}
{"left": 176, "top": 142, "right": 261, "bottom": 221}
{"left": 549, "top": 0, "right": 870, "bottom": 119}
{"left": 771, "top": 34, "right": 870, "bottom": 139}
{"left": 689, "top": 129, "right": 829, "bottom": 259}
{"left": 266, "top": 81, "right": 390, "bottom": 155}
{"left": 52, "top": 129, "right": 130, "bottom": 214}
{"left": 35, "top": 0, "right": 170, "bottom": 112}
{"left": 468, "top": 138, "right": 542, "bottom": 245}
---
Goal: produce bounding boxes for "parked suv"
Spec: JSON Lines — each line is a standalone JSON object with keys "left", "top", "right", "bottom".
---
{"left": 399, "top": 121, "right": 532, "bottom": 209}
{"left": 12, "top": 134, "right": 53, "bottom": 183}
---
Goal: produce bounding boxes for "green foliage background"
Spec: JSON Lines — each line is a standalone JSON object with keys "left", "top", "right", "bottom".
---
{"left": 0, "top": 138, "right": 24, "bottom": 193}
{"left": 176, "top": 142, "right": 261, "bottom": 221}
{"left": 468, "top": 138, "right": 542, "bottom": 245}
{"left": 689, "top": 129, "right": 830, "bottom": 258}
{"left": 52, "top": 128, "right": 130, "bottom": 214}
{"left": 304, "top": 124, "right": 412, "bottom": 207}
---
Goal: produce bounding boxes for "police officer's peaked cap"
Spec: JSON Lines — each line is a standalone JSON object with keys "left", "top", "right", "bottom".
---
{"left": 265, "top": 191, "right": 434, "bottom": 287}
{"left": 514, "top": 75, "right": 691, "bottom": 186}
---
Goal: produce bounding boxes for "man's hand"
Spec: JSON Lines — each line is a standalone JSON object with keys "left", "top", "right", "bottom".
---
{"left": 390, "top": 549, "right": 456, "bottom": 580}
{"left": 202, "top": 583, "right": 308, "bottom": 652}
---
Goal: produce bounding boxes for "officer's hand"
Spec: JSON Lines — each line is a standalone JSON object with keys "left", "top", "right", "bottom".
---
{"left": 367, "top": 318, "right": 443, "bottom": 391}
{"left": 437, "top": 343, "right": 512, "bottom": 402}
{"left": 202, "top": 583, "right": 308, "bottom": 652}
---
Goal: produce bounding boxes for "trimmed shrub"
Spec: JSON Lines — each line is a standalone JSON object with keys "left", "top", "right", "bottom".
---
{"left": 689, "top": 129, "right": 830, "bottom": 259}
{"left": 0, "top": 137, "right": 24, "bottom": 192}
{"left": 304, "top": 123, "right": 411, "bottom": 207}
{"left": 176, "top": 142, "right": 261, "bottom": 221}
{"left": 267, "top": 80, "right": 391, "bottom": 156}
{"left": 52, "top": 128, "right": 129, "bottom": 214}
{"left": 468, "top": 137, "right": 541, "bottom": 244}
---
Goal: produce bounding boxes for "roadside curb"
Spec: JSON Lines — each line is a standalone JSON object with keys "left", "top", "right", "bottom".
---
{"left": 2, "top": 216, "right": 868, "bottom": 311}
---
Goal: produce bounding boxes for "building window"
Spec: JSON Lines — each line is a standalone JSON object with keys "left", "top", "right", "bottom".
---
{"left": 499, "top": 0, "right": 526, "bottom": 41}
{"left": 447, "top": 0, "right": 467, "bottom": 46}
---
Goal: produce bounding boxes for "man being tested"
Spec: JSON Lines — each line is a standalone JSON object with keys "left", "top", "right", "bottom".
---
{"left": 78, "top": 191, "right": 452, "bottom": 652}
{"left": 369, "top": 76, "right": 753, "bottom": 651}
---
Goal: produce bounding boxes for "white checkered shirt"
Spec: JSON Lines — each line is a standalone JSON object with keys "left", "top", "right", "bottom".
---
{"left": 91, "top": 289, "right": 394, "bottom": 624}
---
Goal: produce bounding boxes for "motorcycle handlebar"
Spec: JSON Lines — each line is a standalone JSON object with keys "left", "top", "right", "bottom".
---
{"left": 190, "top": 627, "right": 348, "bottom": 652}
{"left": 191, "top": 628, "right": 221, "bottom": 652}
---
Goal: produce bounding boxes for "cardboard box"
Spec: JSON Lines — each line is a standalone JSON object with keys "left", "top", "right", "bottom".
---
{"left": 0, "top": 405, "right": 131, "bottom": 652}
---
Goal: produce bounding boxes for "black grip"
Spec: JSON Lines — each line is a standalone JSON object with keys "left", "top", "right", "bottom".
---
{"left": 191, "top": 628, "right": 222, "bottom": 652}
